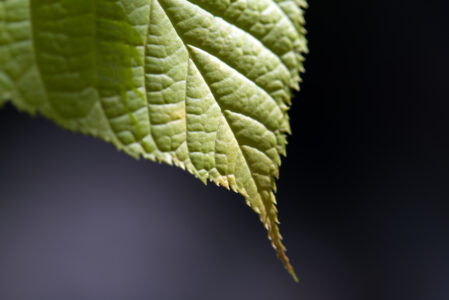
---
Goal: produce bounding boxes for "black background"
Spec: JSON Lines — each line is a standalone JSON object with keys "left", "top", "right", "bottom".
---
{"left": 1, "top": 1, "right": 448, "bottom": 299}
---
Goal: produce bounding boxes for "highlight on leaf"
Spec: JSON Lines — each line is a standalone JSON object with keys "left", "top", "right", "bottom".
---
{"left": 0, "top": 0, "right": 307, "bottom": 280}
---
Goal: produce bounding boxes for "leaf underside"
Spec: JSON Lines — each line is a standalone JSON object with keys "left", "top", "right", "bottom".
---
{"left": 0, "top": 0, "right": 307, "bottom": 280}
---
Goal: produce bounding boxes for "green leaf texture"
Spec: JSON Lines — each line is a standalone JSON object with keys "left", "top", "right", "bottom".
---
{"left": 0, "top": 0, "right": 307, "bottom": 280}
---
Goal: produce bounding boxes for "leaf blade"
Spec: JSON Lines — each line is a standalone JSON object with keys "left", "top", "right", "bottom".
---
{"left": 0, "top": 0, "right": 307, "bottom": 281}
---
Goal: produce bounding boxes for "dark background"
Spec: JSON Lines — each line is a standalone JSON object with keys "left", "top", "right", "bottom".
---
{"left": 1, "top": 1, "right": 448, "bottom": 299}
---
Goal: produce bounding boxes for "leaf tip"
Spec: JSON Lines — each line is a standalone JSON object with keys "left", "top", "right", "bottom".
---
{"left": 290, "top": 268, "right": 300, "bottom": 283}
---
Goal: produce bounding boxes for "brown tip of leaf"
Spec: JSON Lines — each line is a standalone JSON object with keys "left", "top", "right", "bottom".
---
{"left": 268, "top": 213, "right": 299, "bottom": 282}
{"left": 278, "top": 248, "right": 299, "bottom": 282}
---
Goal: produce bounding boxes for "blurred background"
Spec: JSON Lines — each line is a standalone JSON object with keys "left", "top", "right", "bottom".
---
{"left": 1, "top": 1, "right": 448, "bottom": 299}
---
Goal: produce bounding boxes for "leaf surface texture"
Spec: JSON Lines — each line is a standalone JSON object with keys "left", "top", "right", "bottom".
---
{"left": 0, "top": 0, "right": 307, "bottom": 280}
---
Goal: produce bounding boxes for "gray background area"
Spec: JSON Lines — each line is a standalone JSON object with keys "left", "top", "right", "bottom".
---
{"left": 1, "top": 0, "right": 449, "bottom": 299}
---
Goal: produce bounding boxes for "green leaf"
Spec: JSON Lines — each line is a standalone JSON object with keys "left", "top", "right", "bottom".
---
{"left": 0, "top": 0, "right": 307, "bottom": 281}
